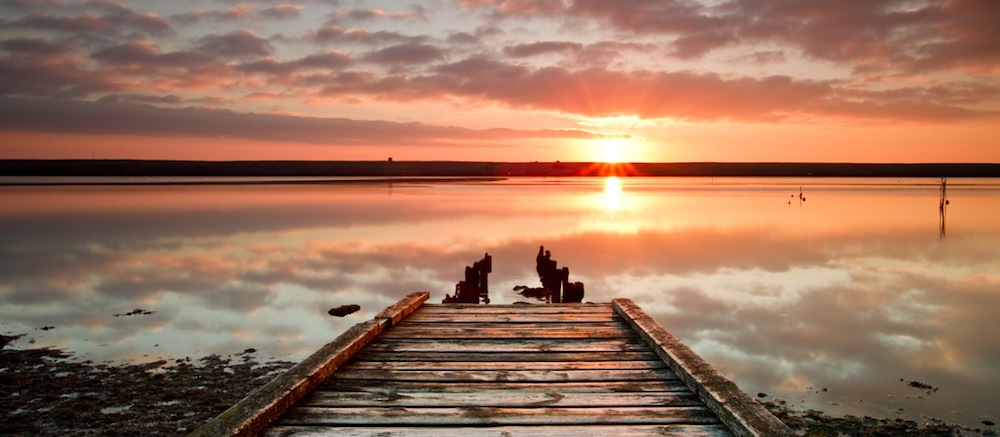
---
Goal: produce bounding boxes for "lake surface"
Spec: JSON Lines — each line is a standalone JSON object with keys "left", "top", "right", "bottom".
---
{"left": 2, "top": 176, "right": 998, "bottom": 428}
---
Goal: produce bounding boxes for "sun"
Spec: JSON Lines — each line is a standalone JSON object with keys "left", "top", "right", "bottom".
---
{"left": 600, "top": 138, "right": 628, "bottom": 163}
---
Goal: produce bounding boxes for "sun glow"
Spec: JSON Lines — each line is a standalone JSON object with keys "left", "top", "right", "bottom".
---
{"left": 600, "top": 139, "right": 628, "bottom": 163}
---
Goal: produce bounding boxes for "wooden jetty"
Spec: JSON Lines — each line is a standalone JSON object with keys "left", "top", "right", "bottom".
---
{"left": 191, "top": 292, "right": 792, "bottom": 436}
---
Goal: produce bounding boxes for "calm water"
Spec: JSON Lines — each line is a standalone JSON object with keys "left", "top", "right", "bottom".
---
{"left": 2, "top": 177, "right": 998, "bottom": 427}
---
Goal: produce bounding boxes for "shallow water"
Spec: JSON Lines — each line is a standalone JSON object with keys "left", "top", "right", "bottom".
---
{"left": 1, "top": 176, "right": 998, "bottom": 428}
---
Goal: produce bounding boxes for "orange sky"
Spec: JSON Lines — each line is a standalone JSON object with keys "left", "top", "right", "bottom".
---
{"left": 0, "top": 0, "right": 998, "bottom": 163}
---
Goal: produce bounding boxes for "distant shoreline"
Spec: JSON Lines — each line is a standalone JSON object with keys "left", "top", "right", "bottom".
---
{"left": 2, "top": 159, "right": 1000, "bottom": 178}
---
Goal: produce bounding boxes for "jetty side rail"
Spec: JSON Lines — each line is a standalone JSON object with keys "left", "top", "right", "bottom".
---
{"left": 189, "top": 291, "right": 430, "bottom": 437}
{"left": 612, "top": 298, "right": 794, "bottom": 437}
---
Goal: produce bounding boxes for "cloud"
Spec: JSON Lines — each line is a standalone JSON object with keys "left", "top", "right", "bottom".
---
{"left": 566, "top": 0, "right": 1000, "bottom": 73}
{"left": 418, "top": 59, "right": 997, "bottom": 122}
{"left": 363, "top": 42, "right": 446, "bottom": 66}
{"left": 504, "top": 41, "right": 582, "bottom": 58}
{"left": 306, "top": 25, "right": 426, "bottom": 46}
{"left": 195, "top": 29, "right": 273, "bottom": 58}
{"left": 90, "top": 40, "right": 214, "bottom": 68}
{"left": 459, "top": 0, "right": 569, "bottom": 17}
{"left": 0, "top": 37, "right": 70, "bottom": 55}
{"left": 6, "top": 7, "right": 171, "bottom": 37}
{"left": 328, "top": 6, "right": 426, "bottom": 24}
{"left": 237, "top": 51, "right": 353, "bottom": 75}
{"left": 0, "top": 97, "right": 599, "bottom": 144}
{"left": 0, "top": 51, "right": 123, "bottom": 97}
{"left": 171, "top": 3, "right": 304, "bottom": 25}
{"left": 258, "top": 4, "right": 304, "bottom": 20}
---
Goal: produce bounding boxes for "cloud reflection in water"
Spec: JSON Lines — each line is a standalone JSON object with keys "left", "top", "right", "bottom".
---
{"left": 1, "top": 177, "right": 999, "bottom": 427}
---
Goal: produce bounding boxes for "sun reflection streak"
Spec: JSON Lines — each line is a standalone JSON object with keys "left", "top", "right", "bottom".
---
{"left": 604, "top": 176, "right": 622, "bottom": 212}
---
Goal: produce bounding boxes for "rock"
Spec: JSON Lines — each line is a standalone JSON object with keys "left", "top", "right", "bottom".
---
{"left": 328, "top": 304, "right": 361, "bottom": 317}
{"left": 114, "top": 308, "right": 156, "bottom": 317}
{"left": 1, "top": 333, "right": 26, "bottom": 349}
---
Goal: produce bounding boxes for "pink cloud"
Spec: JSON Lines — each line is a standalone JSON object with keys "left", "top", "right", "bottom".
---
{"left": 258, "top": 4, "right": 304, "bottom": 20}
{"left": 0, "top": 97, "right": 600, "bottom": 145}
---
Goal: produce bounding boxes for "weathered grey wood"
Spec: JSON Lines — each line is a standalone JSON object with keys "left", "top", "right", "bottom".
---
{"left": 321, "top": 380, "right": 692, "bottom": 393}
{"left": 612, "top": 299, "right": 794, "bottom": 437}
{"left": 264, "top": 424, "right": 734, "bottom": 437}
{"left": 362, "top": 338, "right": 648, "bottom": 353}
{"left": 403, "top": 312, "right": 617, "bottom": 323}
{"left": 380, "top": 324, "right": 630, "bottom": 339}
{"left": 188, "top": 292, "right": 429, "bottom": 437}
{"left": 341, "top": 360, "right": 667, "bottom": 371}
{"left": 298, "top": 390, "right": 703, "bottom": 408}
{"left": 352, "top": 351, "right": 660, "bottom": 362}
{"left": 229, "top": 295, "right": 784, "bottom": 437}
{"left": 417, "top": 303, "right": 612, "bottom": 314}
{"left": 330, "top": 368, "right": 677, "bottom": 382}
{"left": 276, "top": 405, "right": 722, "bottom": 426}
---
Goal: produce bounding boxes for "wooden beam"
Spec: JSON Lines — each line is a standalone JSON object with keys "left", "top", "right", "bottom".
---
{"left": 297, "top": 390, "right": 704, "bottom": 408}
{"left": 403, "top": 312, "right": 618, "bottom": 323}
{"left": 420, "top": 303, "right": 613, "bottom": 314}
{"left": 320, "top": 380, "right": 692, "bottom": 394}
{"left": 352, "top": 351, "right": 659, "bottom": 362}
{"left": 361, "top": 338, "right": 648, "bottom": 353}
{"left": 612, "top": 298, "right": 793, "bottom": 437}
{"left": 263, "top": 424, "right": 735, "bottom": 437}
{"left": 379, "top": 323, "right": 630, "bottom": 339}
{"left": 188, "top": 291, "right": 429, "bottom": 437}
{"left": 276, "top": 405, "right": 723, "bottom": 426}
{"left": 339, "top": 360, "right": 668, "bottom": 371}
{"left": 328, "top": 368, "right": 678, "bottom": 382}
{"left": 376, "top": 292, "right": 431, "bottom": 326}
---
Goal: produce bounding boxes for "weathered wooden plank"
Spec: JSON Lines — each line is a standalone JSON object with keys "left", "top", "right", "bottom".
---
{"left": 376, "top": 292, "right": 431, "bottom": 326}
{"left": 188, "top": 292, "right": 429, "bottom": 437}
{"left": 341, "top": 360, "right": 667, "bottom": 371}
{"left": 612, "top": 299, "right": 794, "bottom": 437}
{"left": 403, "top": 312, "right": 618, "bottom": 323}
{"left": 263, "top": 424, "right": 735, "bottom": 437}
{"left": 320, "top": 380, "right": 692, "bottom": 393}
{"left": 391, "top": 321, "right": 628, "bottom": 330}
{"left": 362, "top": 338, "right": 648, "bottom": 353}
{"left": 298, "top": 390, "right": 703, "bottom": 408}
{"left": 417, "top": 304, "right": 612, "bottom": 314}
{"left": 330, "top": 368, "right": 677, "bottom": 382}
{"left": 352, "top": 351, "right": 660, "bottom": 362}
{"left": 380, "top": 324, "right": 630, "bottom": 339}
{"left": 275, "top": 406, "right": 723, "bottom": 427}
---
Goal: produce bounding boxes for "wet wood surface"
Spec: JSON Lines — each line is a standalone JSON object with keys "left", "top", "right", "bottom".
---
{"left": 261, "top": 303, "right": 742, "bottom": 436}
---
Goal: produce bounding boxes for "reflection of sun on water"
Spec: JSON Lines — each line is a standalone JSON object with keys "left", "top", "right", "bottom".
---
{"left": 583, "top": 176, "right": 642, "bottom": 234}
{"left": 604, "top": 176, "right": 622, "bottom": 211}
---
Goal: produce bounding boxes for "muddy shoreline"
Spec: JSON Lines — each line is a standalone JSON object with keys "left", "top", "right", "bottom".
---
{"left": 3, "top": 346, "right": 997, "bottom": 436}
{"left": 1, "top": 347, "right": 294, "bottom": 436}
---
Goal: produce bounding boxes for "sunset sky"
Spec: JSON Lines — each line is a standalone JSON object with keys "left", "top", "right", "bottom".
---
{"left": 1, "top": 0, "right": 998, "bottom": 163}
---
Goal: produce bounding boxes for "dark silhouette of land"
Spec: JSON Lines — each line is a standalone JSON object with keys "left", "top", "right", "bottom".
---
{"left": 2, "top": 159, "right": 1000, "bottom": 180}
